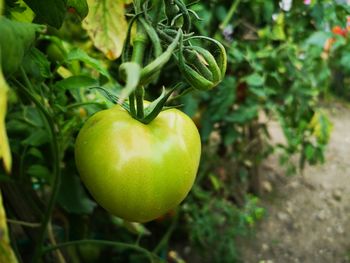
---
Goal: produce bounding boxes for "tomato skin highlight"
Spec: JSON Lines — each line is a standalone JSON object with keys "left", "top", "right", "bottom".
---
{"left": 75, "top": 105, "right": 201, "bottom": 223}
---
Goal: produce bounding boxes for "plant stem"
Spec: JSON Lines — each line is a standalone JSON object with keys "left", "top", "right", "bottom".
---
{"left": 219, "top": 0, "right": 241, "bottom": 30}
{"left": 153, "top": 212, "right": 179, "bottom": 254}
{"left": 129, "top": 93, "right": 136, "bottom": 117}
{"left": 65, "top": 101, "right": 105, "bottom": 111}
{"left": 42, "top": 239, "right": 158, "bottom": 263}
{"left": 150, "top": 0, "right": 163, "bottom": 26}
{"left": 131, "top": 21, "right": 148, "bottom": 120}
{"left": 47, "top": 222, "right": 66, "bottom": 263}
{"left": 12, "top": 78, "right": 62, "bottom": 263}
{"left": 6, "top": 219, "right": 41, "bottom": 228}
{"left": 135, "top": 86, "right": 145, "bottom": 119}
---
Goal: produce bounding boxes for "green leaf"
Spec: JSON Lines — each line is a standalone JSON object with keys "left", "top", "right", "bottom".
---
{"left": 22, "top": 48, "right": 51, "bottom": 79}
{"left": 27, "top": 147, "right": 44, "bottom": 160}
{"left": 82, "top": 0, "right": 128, "bottom": 60}
{"left": 27, "top": 164, "right": 51, "bottom": 180}
{"left": 58, "top": 173, "right": 96, "bottom": 214}
{"left": 223, "top": 129, "right": 239, "bottom": 146}
{"left": 55, "top": 75, "right": 99, "bottom": 90}
{"left": 245, "top": 73, "right": 265, "bottom": 86}
{"left": 0, "top": 17, "right": 43, "bottom": 75}
{"left": 142, "top": 86, "right": 177, "bottom": 124}
{"left": 7, "top": 0, "right": 35, "bottom": 23}
{"left": 23, "top": 0, "right": 67, "bottom": 28}
{"left": 22, "top": 129, "right": 49, "bottom": 147}
{"left": 340, "top": 53, "right": 350, "bottom": 72}
{"left": 67, "top": 0, "right": 88, "bottom": 19}
{"left": 209, "top": 76, "right": 236, "bottom": 120}
{"left": 209, "top": 174, "right": 221, "bottom": 191}
{"left": 304, "top": 143, "right": 315, "bottom": 161}
{"left": 224, "top": 105, "right": 258, "bottom": 124}
{"left": 305, "top": 31, "right": 331, "bottom": 47}
{"left": 271, "top": 13, "right": 286, "bottom": 40}
{"left": 66, "top": 48, "right": 111, "bottom": 79}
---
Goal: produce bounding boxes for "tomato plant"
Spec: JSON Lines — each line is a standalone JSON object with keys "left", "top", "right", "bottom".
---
{"left": 75, "top": 104, "right": 201, "bottom": 222}
{"left": 1, "top": 0, "right": 348, "bottom": 262}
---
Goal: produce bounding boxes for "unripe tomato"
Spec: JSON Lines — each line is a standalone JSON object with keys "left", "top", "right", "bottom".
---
{"left": 75, "top": 105, "right": 201, "bottom": 223}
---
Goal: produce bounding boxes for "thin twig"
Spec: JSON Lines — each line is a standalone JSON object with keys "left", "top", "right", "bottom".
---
{"left": 47, "top": 222, "right": 66, "bottom": 263}
{"left": 6, "top": 219, "right": 41, "bottom": 228}
{"left": 42, "top": 239, "right": 158, "bottom": 263}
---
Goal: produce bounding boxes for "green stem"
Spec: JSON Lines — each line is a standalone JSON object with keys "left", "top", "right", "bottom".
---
{"left": 42, "top": 239, "right": 158, "bottom": 263}
{"left": 131, "top": 21, "right": 148, "bottom": 120}
{"left": 129, "top": 93, "right": 136, "bottom": 117}
{"left": 133, "top": 0, "right": 142, "bottom": 13}
{"left": 153, "top": 212, "right": 179, "bottom": 254}
{"left": 135, "top": 86, "right": 145, "bottom": 119}
{"left": 65, "top": 102, "right": 105, "bottom": 111}
{"left": 219, "top": 0, "right": 241, "bottom": 30}
{"left": 7, "top": 219, "right": 41, "bottom": 228}
{"left": 150, "top": 0, "right": 163, "bottom": 26}
{"left": 12, "top": 78, "right": 62, "bottom": 263}
{"left": 131, "top": 37, "right": 148, "bottom": 64}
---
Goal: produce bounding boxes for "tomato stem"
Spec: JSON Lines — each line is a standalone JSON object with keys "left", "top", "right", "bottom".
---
{"left": 149, "top": 0, "right": 163, "bottom": 26}
{"left": 135, "top": 86, "right": 145, "bottom": 119}
{"left": 131, "top": 34, "right": 148, "bottom": 65}
{"left": 130, "top": 20, "right": 148, "bottom": 120}
{"left": 129, "top": 93, "right": 136, "bottom": 117}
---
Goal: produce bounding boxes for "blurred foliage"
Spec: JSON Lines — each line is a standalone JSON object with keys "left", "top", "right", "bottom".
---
{"left": 184, "top": 190, "right": 263, "bottom": 263}
{"left": 0, "top": 0, "right": 348, "bottom": 263}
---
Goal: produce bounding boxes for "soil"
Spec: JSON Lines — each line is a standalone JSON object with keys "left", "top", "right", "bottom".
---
{"left": 240, "top": 102, "right": 350, "bottom": 263}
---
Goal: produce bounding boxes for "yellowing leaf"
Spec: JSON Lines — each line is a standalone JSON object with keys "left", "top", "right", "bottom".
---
{"left": 0, "top": 0, "right": 3, "bottom": 15}
{"left": 309, "top": 111, "right": 333, "bottom": 144}
{"left": 82, "top": 0, "right": 128, "bottom": 60}
{"left": 0, "top": 190, "right": 18, "bottom": 263}
{"left": 0, "top": 68, "right": 11, "bottom": 174}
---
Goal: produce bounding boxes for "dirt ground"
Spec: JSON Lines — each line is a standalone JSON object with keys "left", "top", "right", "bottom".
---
{"left": 240, "top": 103, "right": 350, "bottom": 263}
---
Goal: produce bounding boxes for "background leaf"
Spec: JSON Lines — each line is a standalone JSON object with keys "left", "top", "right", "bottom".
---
{"left": 55, "top": 75, "right": 99, "bottom": 90}
{"left": 67, "top": 0, "right": 88, "bottom": 19}
{"left": 23, "top": 0, "right": 67, "bottom": 28}
{"left": 57, "top": 172, "right": 97, "bottom": 214}
{"left": 67, "top": 48, "right": 111, "bottom": 78}
{"left": 0, "top": 17, "right": 43, "bottom": 75}
{"left": 82, "top": 0, "right": 128, "bottom": 60}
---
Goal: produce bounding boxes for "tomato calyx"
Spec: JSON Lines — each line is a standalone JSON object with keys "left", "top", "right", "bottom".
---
{"left": 95, "top": 85, "right": 178, "bottom": 124}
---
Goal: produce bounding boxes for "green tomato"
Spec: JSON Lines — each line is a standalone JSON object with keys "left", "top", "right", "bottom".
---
{"left": 75, "top": 105, "right": 201, "bottom": 223}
